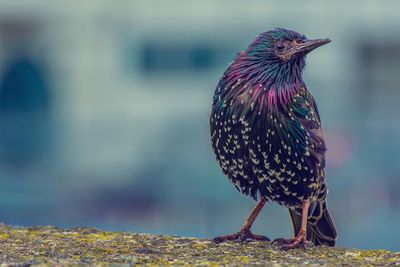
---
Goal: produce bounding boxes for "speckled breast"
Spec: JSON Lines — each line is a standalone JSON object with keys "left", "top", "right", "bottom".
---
{"left": 210, "top": 87, "right": 325, "bottom": 208}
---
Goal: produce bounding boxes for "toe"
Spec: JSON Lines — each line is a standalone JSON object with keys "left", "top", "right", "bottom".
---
{"left": 251, "top": 234, "right": 270, "bottom": 241}
{"left": 278, "top": 237, "right": 311, "bottom": 251}
{"left": 212, "top": 233, "right": 239, "bottom": 243}
{"left": 272, "top": 238, "right": 291, "bottom": 245}
{"left": 213, "top": 231, "right": 269, "bottom": 244}
{"left": 212, "top": 237, "right": 224, "bottom": 244}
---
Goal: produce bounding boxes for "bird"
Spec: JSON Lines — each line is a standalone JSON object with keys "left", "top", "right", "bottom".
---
{"left": 210, "top": 28, "right": 337, "bottom": 250}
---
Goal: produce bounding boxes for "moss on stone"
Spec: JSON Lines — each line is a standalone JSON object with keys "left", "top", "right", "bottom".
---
{"left": 0, "top": 223, "right": 398, "bottom": 266}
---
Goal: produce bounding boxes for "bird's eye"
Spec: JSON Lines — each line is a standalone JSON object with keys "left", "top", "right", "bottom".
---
{"left": 276, "top": 43, "right": 285, "bottom": 51}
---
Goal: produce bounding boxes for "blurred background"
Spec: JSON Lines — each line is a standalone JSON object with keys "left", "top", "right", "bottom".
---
{"left": 0, "top": 0, "right": 399, "bottom": 251}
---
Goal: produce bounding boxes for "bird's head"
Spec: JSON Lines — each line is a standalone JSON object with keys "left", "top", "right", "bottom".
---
{"left": 238, "top": 28, "right": 330, "bottom": 86}
{"left": 247, "top": 28, "right": 330, "bottom": 63}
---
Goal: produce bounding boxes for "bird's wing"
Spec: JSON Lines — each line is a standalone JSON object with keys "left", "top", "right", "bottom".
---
{"left": 257, "top": 86, "right": 328, "bottom": 205}
{"left": 289, "top": 87, "right": 326, "bottom": 171}
{"left": 288, "top": 87, "right": 329, "bottom": 214}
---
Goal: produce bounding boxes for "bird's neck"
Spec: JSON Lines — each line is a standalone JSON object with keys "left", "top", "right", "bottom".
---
{"left": 226, "top": 54, "right": 306, "bottom": 106}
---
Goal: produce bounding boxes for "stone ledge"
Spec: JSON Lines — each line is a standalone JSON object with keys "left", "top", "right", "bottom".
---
{"left": 0, "top": 224, "right": 398, "bottom": 266}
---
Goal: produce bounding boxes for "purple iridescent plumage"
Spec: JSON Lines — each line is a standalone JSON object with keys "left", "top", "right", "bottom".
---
{"left": 214, "top": 28, "right": 306, "bottom": 111}
{"left": 210, "top": 28, "right": 337, "bottom": 247}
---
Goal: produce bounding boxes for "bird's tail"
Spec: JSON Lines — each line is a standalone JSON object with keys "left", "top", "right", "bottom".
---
{"left": 289, "top": 201, "right": 337, "bottom": 247}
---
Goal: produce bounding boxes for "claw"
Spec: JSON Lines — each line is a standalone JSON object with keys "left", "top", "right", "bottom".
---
{"left": 213, "top": 228, "right": 270, "bottom": 243}
{"left": 274, "top": 234, "right": 312, "bottom": 250}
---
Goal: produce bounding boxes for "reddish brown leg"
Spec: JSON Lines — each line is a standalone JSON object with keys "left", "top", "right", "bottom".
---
{"left": 213, "top": 197, "right": 270, "bottom": 243}
{"left": 273, "top": 201, "right": 312, "bottom": 250}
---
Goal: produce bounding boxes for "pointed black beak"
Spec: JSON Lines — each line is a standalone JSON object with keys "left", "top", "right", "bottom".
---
{"left": 282, "top": 38, "right": 331, "bottom": 60}
{"left": 293, "top": 38, "right": 331, "bottom": 55}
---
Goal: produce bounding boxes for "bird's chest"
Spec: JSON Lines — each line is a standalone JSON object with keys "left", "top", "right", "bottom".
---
{"left": 211, "top": 105, "right": 317, "bottom": 205}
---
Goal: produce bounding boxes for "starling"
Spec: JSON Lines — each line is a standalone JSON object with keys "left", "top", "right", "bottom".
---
{"left": 210, "top": 28, "right": 337, "bottom": 250}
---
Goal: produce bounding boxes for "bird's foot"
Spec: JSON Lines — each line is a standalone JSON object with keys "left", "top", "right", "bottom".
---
{"left": 272, "top": 233, "right": 312, "bottom": 250}
{"left": 213, "top": 228, "right": 270, "bottom": 243}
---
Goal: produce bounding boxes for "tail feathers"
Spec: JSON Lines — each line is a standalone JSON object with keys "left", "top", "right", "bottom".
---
{"left": 289, "top": 202, "right": 337, "bottom": 247}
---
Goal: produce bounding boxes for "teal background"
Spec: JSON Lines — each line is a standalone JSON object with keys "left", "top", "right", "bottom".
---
{"left": 0, "top": 0, "right": 399, "bottom": 251}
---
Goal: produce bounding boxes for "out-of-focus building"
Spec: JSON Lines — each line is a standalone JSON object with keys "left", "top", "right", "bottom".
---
{"left": 0, "top": 0, "right": 399, "bottom": 250}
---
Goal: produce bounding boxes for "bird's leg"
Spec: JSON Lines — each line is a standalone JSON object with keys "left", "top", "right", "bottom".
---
{"left": 213, "top": 197, "right": 270, "bottom": 243}
{"left": 273, "top": 200, "right": 312, "bottom": 250}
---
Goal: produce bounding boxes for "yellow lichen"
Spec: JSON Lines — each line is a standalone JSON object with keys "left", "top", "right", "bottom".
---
{"left": 0, "top": 233, "right": 9, "bottom": 239}
{"left": 0, "top": 223, "right": 399, "bottom": 266}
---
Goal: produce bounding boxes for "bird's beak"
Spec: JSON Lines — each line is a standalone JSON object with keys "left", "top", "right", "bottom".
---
{"left": 297, "top": 38, "right": 331, "bottom": 54}
{"left": 284, "top": 38, "right": 331, "bottom": 60}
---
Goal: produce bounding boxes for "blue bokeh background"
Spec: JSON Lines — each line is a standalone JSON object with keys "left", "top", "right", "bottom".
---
{"left": 0, "top": 0, "right": 399, "bottom": 251}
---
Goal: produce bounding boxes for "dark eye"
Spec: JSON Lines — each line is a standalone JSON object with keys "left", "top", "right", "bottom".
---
{"left": 276, "top": 43, "right": 285, "bottom": 51}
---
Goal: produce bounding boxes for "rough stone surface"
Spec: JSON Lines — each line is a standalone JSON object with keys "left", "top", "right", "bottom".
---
{"left": 0, "top": 224, "right": 399, "bottom": 266}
